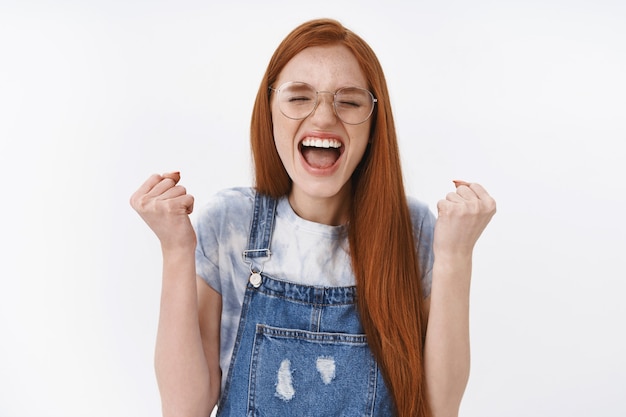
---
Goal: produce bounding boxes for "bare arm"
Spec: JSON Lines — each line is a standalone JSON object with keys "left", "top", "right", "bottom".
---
{"left": 154, "top": 249, "right": 214, "bottom": 417}
{"left": 197, "top": 276, "right": 222, "bottom": 411}
{"left": 130, "top": 172, "right": 219, "bottom": 417}
{"left": 423, "top": 182, "right": 496, "bottom": 417}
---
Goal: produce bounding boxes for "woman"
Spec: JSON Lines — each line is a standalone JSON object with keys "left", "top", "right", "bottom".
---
{"left": 131, "top": 18, "right": 496, "bottom": 417}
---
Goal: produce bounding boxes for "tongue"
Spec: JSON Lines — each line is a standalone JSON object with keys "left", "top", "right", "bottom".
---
{"left": 301, "top": 147, "right": 339, "bottom": 169}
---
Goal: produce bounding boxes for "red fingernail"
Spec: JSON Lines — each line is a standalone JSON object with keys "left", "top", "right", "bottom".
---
{"left": 163, "top": 171, "right": 181, "bottom": 181}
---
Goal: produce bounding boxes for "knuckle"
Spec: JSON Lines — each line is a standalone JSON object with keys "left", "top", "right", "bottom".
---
{"left": 482, "top": 198, "right": 496, "bottom": 214}
{"left": 138, "top": 195, "right": 155, "bottom": 211}
{"left": 164, "top": 199, "right": 177, "bottom": 213}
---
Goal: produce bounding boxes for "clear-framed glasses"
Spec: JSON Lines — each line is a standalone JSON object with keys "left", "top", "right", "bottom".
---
{"left": 270, "top": 81, "right": 377, "bottom": 125}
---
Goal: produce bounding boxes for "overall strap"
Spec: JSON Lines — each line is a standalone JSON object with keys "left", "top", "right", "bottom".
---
{"left": 242, "top": 191, "right": 277, "bottom": 275}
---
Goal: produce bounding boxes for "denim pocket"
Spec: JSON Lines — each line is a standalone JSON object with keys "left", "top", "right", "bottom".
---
{"left": 247, "top": 324, "right": 379, "bottom": 417}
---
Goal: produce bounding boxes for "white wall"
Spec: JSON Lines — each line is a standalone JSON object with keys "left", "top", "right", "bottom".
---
{"left": 1, "top": 1, "right": 624, "bottom": 416}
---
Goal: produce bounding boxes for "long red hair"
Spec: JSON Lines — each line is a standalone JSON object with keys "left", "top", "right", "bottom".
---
{"left": 250, "top": 19, "right": 431, "bottom": 417}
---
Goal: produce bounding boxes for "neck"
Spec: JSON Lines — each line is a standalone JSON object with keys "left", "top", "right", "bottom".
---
{"left": 288, "top": 185, "right": 351, "bottom": 226}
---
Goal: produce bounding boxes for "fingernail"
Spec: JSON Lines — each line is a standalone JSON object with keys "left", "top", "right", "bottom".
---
{"left": 453, "top": 180, "right": 471, "bottom": 188}
{"left": 163, "top": 171, "right": 181, "bottom": 181}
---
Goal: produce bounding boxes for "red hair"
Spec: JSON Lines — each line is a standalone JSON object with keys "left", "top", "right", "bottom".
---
{"left": 250, "top": 19, "right": 431, "bottom": 417}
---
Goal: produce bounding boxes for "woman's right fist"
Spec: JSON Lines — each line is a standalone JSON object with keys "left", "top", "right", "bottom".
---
{"left": 130, "top": 172, "right": 197, "bottom": 251}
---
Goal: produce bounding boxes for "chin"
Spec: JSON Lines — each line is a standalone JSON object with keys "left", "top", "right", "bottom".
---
{"left": 294, "top": 178, "right": 350, "bottom": 200}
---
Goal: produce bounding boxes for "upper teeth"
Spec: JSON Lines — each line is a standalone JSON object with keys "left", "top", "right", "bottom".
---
{"left": 301, "top": 138, "right": 342, "bottom": 149}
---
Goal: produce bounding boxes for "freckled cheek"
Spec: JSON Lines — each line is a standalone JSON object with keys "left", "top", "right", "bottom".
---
{"left": 346, "top": 125, "right": 371, "bottom": 161}
{"left": 272, "top": 124, "right": 300, "bottom": 175}
{"left": 273, "top": 136, "right": 293, "bottom": 168}
{"left": 272, "top": 113, "right": 301, "bottom": 160}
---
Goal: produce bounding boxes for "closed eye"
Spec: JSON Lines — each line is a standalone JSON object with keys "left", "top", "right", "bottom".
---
{"left": 337, "top": 100, "right": 361, "bottom": 108}
{"left": 287, "top": 96, "right": 313, "bottom": 103}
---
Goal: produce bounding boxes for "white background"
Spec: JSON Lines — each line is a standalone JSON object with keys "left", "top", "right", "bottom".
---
{"left": 1, "top": 1, "right": 624, "bottom": 416}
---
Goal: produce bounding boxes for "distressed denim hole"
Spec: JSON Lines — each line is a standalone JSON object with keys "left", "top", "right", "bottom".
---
{"left": 316, "top": 356, "right": 336, "bottom": 385}
{"left": 275, "top": 359, "right": 295, "bottom": 401}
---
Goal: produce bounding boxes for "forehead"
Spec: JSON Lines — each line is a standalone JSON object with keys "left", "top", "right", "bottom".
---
{"left": 275, "top": 44, "right": 368, "bottom": 89}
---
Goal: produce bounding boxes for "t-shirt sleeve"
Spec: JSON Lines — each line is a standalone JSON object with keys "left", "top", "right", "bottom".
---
{"left": 408, "top": 197, "right": 436, "bottom": 298}
{"left": 193, "top": 197, "right": 223, "bottom": 294}
{"left": 193, "top": 188, "right": 254, "bottom": 294}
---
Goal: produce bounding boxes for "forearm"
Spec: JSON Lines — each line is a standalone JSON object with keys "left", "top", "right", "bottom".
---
{"left": 424, "top": 253, "right": 472, "bottom": 417}
{"left": 155, "top": 247, "right": 212, "bottom": 417}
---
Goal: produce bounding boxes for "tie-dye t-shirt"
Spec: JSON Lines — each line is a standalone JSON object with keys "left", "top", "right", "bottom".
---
{"left": 193, "top": 187, "right": 436, "bottom": 391}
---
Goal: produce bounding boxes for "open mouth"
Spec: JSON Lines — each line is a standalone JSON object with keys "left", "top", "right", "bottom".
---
{"left": 299, "top": 137, "right": 343, "bottom": 169}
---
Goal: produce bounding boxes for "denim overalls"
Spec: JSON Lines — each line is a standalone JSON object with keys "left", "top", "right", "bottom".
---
{"left": 216, "top": 193, "right": 394, "bottom": 417}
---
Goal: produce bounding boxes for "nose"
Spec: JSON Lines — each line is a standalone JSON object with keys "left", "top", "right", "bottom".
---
{"left": 310, "top": 91, "right": 338, "bottom": 124}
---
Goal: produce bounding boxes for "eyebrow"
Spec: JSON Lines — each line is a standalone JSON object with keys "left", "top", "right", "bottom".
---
{"left": 279, "top": 81, "right": 369, "bottom": 92}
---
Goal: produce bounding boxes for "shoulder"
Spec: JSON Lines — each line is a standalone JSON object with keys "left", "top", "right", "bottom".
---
{"left": 406, "top": 195, "right": 436, "bottom": 298}
{"left": 406, "top": 195, "right": 436, "bottom": 232}
{"left": 194, "top": 187, "right": 256, "bottom": 234}
{"left": 198, "top": 187, "right": 255, "bottom": 218}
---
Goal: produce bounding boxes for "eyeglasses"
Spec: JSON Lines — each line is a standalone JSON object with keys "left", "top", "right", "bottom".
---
{"left": 269, "top": 81, "right": 377, "bottom": 125}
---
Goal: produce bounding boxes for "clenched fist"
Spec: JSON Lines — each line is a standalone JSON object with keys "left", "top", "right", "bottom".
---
{"left": 130, "top": 172, "right": 197, "bottom": 251}
{"left": 434, "top": 180, "right": 497, "bottom": 258}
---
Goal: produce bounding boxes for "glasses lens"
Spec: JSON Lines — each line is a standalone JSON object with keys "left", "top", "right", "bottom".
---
{"left": 277, "top": 82, "right": 317, "bottom": 120}
{"left": 335, "top": 87, "right": 375, "bottom": 125}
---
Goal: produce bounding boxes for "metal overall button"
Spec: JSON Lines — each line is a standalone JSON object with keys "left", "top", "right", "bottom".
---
{"left": 249, "top": 272, "right": 263, "bottom": 288}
